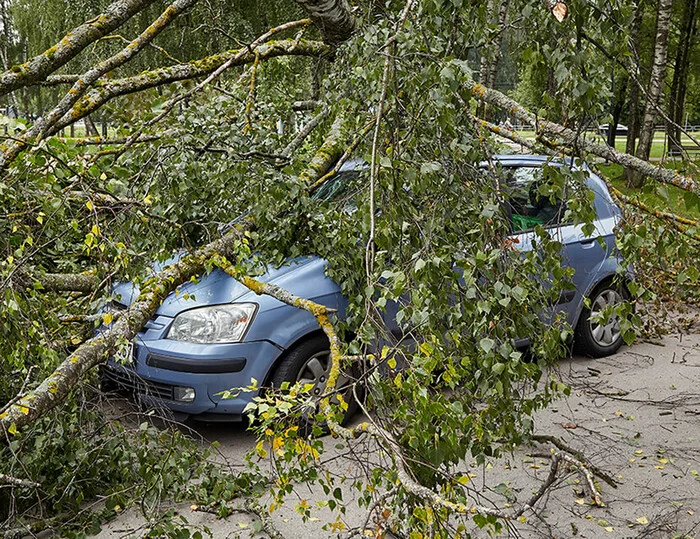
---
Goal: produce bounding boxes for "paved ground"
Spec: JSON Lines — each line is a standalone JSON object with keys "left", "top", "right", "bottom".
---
{"left": 93, "top": 331, "right": 700, "bottom": 538}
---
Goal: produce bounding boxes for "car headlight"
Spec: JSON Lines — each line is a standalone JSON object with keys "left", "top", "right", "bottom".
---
{"left": 167, "top": 303, "right": 257, "bottom": 344}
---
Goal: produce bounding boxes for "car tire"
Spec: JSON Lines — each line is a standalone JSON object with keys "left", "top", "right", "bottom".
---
{"left": 269, "top": 334, "right": 360, "bottom": 432}
{"left": 574, "top": 282, "right": 628, "bottom": 358}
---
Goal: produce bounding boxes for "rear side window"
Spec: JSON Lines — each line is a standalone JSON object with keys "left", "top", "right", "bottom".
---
{"left": 502, "top": 167, "right": 569, "bottom": 233}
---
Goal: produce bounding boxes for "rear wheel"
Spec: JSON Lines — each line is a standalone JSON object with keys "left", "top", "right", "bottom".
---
{"left": 574, "top": 283, "right": 626, "bottom": 357}
{"left": 269, "top": 335, "right": 359, "bottom": 431}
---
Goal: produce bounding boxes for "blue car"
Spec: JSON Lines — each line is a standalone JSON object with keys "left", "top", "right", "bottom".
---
{"left": 101, "top": 155, "right": 627, "bottom": 421}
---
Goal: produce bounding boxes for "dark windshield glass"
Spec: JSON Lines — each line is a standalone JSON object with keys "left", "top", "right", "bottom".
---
{"left": 311, "top": 170, "right": 363, "bottom": 203}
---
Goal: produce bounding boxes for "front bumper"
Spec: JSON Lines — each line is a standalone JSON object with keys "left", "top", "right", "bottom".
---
{"left": 103, "top": 336, "right": 284, "bottom": 418}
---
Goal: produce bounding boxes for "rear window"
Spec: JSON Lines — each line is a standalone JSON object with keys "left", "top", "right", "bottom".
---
{"left": 501, "top": 166, "right": 569, "bottom": 233}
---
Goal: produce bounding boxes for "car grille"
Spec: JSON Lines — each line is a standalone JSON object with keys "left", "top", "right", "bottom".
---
{"left": 101, "top": 366, "right": 174, "bottom": 401}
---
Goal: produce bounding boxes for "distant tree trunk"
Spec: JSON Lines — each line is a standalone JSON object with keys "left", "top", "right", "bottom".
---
{"left": 84, "top": 115, "right": 99, "bottom": 136}
{"left": 625, "top": 0, "right": 645, "bottom": 156}
{"left": 477, "top": 0, "right": 510, "bottom": 119}
{"left": 666, "top": 0, "right": 697, "bottom": 156}
{"left": 608, "top": 72, "right": 628, "bottom": 149}
{"left": 630, "top": 0, "right": 673, "bottom": 187}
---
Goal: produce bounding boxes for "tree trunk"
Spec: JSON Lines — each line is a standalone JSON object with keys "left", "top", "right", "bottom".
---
{"left": 477, "top": 0, "right": 510, "bottom": 120}
{"left": 625, "top": 0, "right": 646, "bottom": 157}
{"left": 608, "top": 73, "right": 628, "bottom": 149}
{"left": 294, "top": 0, "right": 355, "bottom": 45}
{"left": 84, "top": 115, "right": 99, "bottom": 136}
{"left": 630, "top": 0, "right": 673, "bottom": 187}
{"left": 666, "top": 0, "right": 697, "bottom": 156}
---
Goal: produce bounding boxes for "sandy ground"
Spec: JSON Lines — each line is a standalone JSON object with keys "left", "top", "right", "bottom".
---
{"left": 92, "top": 330, "right": 700, "bottom": 539}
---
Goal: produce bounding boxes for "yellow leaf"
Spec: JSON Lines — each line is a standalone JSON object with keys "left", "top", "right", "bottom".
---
{"left": 574, "top": 499, "right": 585, "bottom": 505}
{"left": 103, "top": 312, "right": 113, "bottom": 325}
{"left": 91, "top": 224, "right": 100, "bottom": 236}
{"left": 634, "top": 450, "right": 643, "bottom": 455}
{"left": 8, "top": 423, "right": 17, "bottom": 435}
{"left": 657, "top": 458, "right": 668, "bottom": 464}
{"left": 86, "top": 200, "right": 94, "bottom": 211}
{"left": 388, "top": 357, "right": 397, "bottom": 369}
{"left": 18, "top": 405, "right": 29, "bottom": 415}
{"left": 636, "top": 516, "right": 649, "bottom": 525}
{"left": 457, "top": 475, "right": 470, "bottom": 485}
{"left": 518, "top": 516, "right": 527, "bottom": 523}
{"left": 604, "top": 526, "right": 613, "bottom": 532}
{"left": 100, "top": 172, "right": 107, "bottom": 181}
{"left": 237, "top": 522, "right": 248, "bottom": 529}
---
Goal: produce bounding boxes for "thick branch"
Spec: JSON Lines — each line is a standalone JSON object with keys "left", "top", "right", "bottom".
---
{"left": 294, "top": 0, "right": 356, "bottom": 44}
{"left": 0, "top": 111, "right": 353, "bottom": 437}
{"left": 36, "top": 273, "right": 101, "bottom": 293}
{"left": 467, "top": 81, "right": 700, "bottom": 194}
{"left": 299, "top": 113, "right": 347, "bottom": 184}
{"left": 0, "top": 473, "right": 41, "bottom": 489}
{"left": 50, "top": 39, "right": 329, "bottom": 134}
{"left": 0, "top": 0, "right": 197, "bottom": 169}
{"left": 0, "top": 0, "right": 156, "bottom": 96}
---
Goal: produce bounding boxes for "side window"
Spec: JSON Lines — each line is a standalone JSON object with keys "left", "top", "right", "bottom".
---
{"left": 503, "top": 167, "right": 568, "bottom": 233}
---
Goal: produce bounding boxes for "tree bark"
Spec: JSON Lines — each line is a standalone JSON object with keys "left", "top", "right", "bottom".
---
{"left": 630, "top": 0, "right": 673, "bottom": 187}
{"left": 0, "top": 0, "right": 156, "bottom": 97}
{"left": 477, "top": 0, "right": 511, "bottom": 120}
{"left": 625, "top": 0, "right": 645, "bottom": 156}
{"left": 666, "top": 0, "right": 697, "bottom": 155}
{"left": 294, "top": 0, "right": 355, "bottom": 45}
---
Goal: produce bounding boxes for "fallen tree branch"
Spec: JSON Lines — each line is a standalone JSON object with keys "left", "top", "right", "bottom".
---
{"left": 0, "top": 0, "right": 197, "bottom": 169}
{"left": 0, "top": 110, "right": 351, "bottom": 437}
{"left": 0, "top": 230, "right": 249, "bottom": 437}
{"left": 33, "top": 273, "right": 101, "bottom": 293}
{"left": 531, "top": 434, "right": 617, "bottom": 489}
{"left": 466, "top": 81, "right": 700, "bottom": 194}
{"left": 299, "top": 113, "right": 347, "bottom": 184}
{"left": 280, "top": 105, "right": 330, "bottom": 159}
{"left": 95, "top": 19, "right": 315, "bottom": 160}
{"left": 0, "top": 0, "right": 156, "bottom": 96}
{"left": 50, "top": 39, "right": 328, "bottom": 136}
{"left": 0, "top": 473, "right": 41, "bottom": 489}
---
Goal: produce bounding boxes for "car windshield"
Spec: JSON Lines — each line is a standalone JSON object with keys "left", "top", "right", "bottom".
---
{"left": 311, "top": 169, "right": 365, "bottom": 204}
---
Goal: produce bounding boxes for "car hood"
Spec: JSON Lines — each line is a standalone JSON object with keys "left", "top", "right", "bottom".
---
{"left": 112, "top": 255, "right": 321, "bottom": 317}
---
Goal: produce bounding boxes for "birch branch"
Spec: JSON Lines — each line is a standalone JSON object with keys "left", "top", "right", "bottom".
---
{"left": 0, "top": 0, "right": 156, "bottom": 96}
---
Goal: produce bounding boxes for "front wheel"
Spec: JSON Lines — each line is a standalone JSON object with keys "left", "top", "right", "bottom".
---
{"left": 574, "top": 284, "right": 627, "bottom": 358}
{"left": 269, "top": 335, "right": 359, "bottom": 432}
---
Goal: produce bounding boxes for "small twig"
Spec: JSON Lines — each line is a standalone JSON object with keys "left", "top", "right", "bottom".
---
{"left": 531, "top": 434, "right": 617, "bottom": 488}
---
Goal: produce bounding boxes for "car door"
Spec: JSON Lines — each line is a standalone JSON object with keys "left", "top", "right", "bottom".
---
{"left": 506, "top": 166, "right": 610, "bottom": 326}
